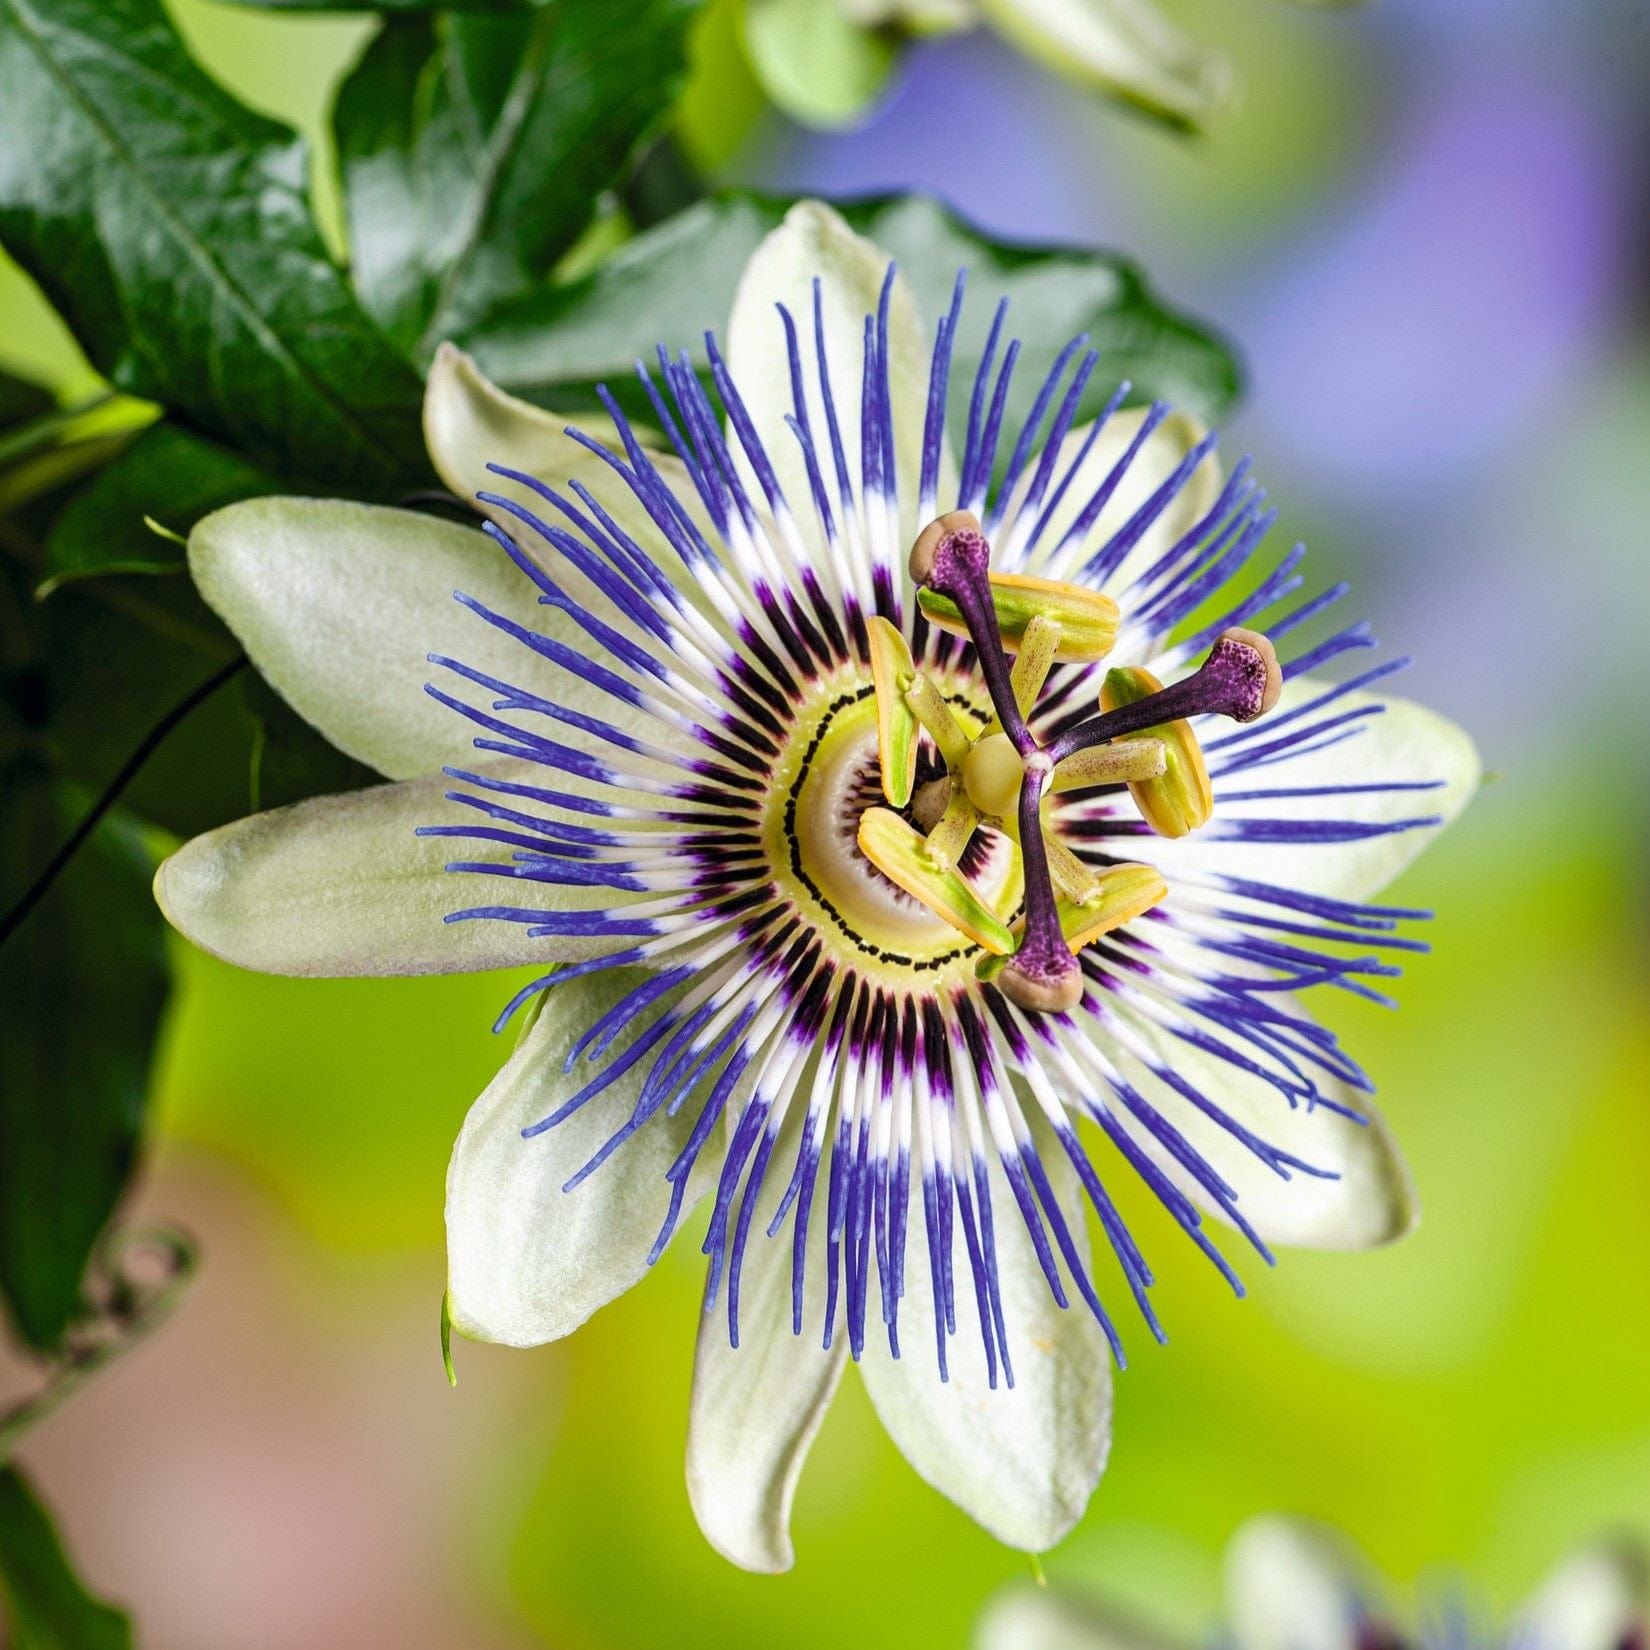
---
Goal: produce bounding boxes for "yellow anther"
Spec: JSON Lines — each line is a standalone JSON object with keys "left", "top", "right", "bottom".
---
{"left": 865, "top": 615, "right": 919, "bottom": 807}
{"left": 1055, "top": 862, "right": 1169, "bottom": 950}
{"left": 1050, "top": 738, "right": 1169, "bottom": 793}
{"left": 916, "top": 570, "right": 1120, "bottom": 663}
{"left": 857, "top": 808, "right": 1016, "bottom": 955}
{"left": 961, "top": 732, "right": 1023, "bottom": 819}
{"left": 1099, "top": 665, "right": 1214, "bottom": 839}
{"left": 982, "top": 861, "right": 1166, "bottom": 972}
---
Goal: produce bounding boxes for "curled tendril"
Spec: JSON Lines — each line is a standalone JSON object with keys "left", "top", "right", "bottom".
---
{"left": 0, "top": 1225, "right": 197, "bottom": 1462}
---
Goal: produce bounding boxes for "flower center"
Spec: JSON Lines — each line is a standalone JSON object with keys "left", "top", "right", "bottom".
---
{"left": 961, "top": 732, "right": 1023, "bottom": 819}
{"left": 856, "top": 510, "right": 1284, "bottom": 1012}
{"left": 763, "top": 675, "right": 1018, "bottom": 979}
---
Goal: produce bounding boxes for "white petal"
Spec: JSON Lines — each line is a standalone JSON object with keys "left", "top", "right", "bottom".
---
{"left": 1096, "top": 994, "right": 1417, "bottom": 1250}
{"left": 1005, "top": 406, "right": 1220, "bottom": 596}
{"left": 685, "top": 1136, "right": 845, "bottom": 1573}
{"left": 858, "top": 1134, "right": 1112, "bottom": 1550}
{"left": 1224, "top": 1516, "right": 1369, "bottom": 1650}
{"left": 1135, "top": 680, "right": 1481, "bottom": 904}
{"left": 154, "top": 770, "right": 632, "bottom": 976}
{"left": 1516, "top": 1540, "right": 1647, "bottom": 1650}
{"left": 742, "top": 0, "right": 902, "bottom": 131}
{"left": 977, "top": 1585, "right": 1181, "bottom": 1650}
{"left": 190, "top": 495, "right": 664, "bottom": 780}
{"left": 727, "top": 199, "right": 937, "bottom": 548}
{"left": 424, "top": 343, "right": 713, "bottom": 596}
{"left": 974, "top": 0, "right": 1232, "bottom": 131}
{"left": 446, "top": 969, "right": 729, "bottom": 1345}
{"left": 424, "top": 342, "right": 624, "bottom": 514}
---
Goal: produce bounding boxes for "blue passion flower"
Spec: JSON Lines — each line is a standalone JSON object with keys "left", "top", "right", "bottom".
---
{"left": 155, "top": 202, "right": 1478, "bottom": 1569}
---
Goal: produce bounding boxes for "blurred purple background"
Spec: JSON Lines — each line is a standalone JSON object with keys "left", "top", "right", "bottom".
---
{"left": 742, "top": 0, "right": 1650, "bottom": 764}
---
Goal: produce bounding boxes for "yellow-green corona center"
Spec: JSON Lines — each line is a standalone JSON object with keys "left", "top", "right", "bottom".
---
{"left": 760, "top": 672, "right": 1018, "bottom": 980}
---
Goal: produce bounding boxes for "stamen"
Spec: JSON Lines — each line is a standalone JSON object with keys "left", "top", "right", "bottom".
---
{"left": 917, "top": 571, "right": 1120, "bottom": 665}
{"left": 866, "top": 615, "right": 919, "bottom": 806}
{"left": 1097, "top": 664, "right": 1213, "bottom": 839}
{"left": 1055, "top": 863, "right": 1168, "bottom": 950}
{"left": 909, "top": 774, "right": 953, "bottom": 832}
{"left": 857, "top": 808, "right": 1016, "bottom": 955}
{"left": 1050, "top": 738, "right": 1168, "bottom": 793}
{"left": 1005, "top": 613, "right": 1062, "bottom": 720}
{"left": 923, "top": 788, "right": 980, "bottom": 870}
{"left": 1047, "top": 627, "right": 1282, "bottom": 766}
{"left": 901, "top": 673, "right": 971, "bottom": 769}
{"left": 1041, "top": 830, "right": 1103, "bottom": 904}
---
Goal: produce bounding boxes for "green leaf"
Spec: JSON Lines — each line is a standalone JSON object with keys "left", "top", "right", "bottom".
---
{"left": 0, "top": 1467, "right": 131, "bottom": 1650}
{"left": 32, "top": 576, "right": 257, "bottom": 838}
{"left": 34, "top": 577, "right": 382, "bottom": 837}
{"left": 334, "top": 0, "right": 702, "bottom": 359}
{"left": 38, "top": 424, "right": 281, "bottom": 596}
{"left": 0, "top": 773, "right": 168, "bottom": 1350}
{"left": 456, "top": 190, "right": 1243, "bottom": 432}
{"left": 220, "top": 0, "right": 538, "bottom": 9}
{"left": 0, "top": 0, "right": 427, "bottom": 491}
{"left": 5, "top": 490, "right": 373, "bottom": 842}
{"left": 0, "top": 370, "right": 53, "bottom": 433}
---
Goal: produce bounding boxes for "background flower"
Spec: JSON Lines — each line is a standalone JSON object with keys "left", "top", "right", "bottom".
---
{"left": 735, "top": 0, "right": 1363, "bottom": 135}
{"left": 979, "top": 1516, "right": 1648, "bottom": 1650}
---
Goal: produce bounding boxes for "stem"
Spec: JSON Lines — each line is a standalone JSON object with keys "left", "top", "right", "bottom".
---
{"left": 0, "top": 1228, "right": 196, "bottom": 1464}
{"left": 0, "top": 654, "right": 247, "bottom": 951}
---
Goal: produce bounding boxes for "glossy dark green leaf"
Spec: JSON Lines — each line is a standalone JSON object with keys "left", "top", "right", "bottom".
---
{"left": 0, "top": 370, "right": 53, "bottom": 434}
{"left": 0, "top": 1469, "right": 131, "bottom": 1649}
{"left": 30, "top": 569, "right": 255, "bottom": 837}
{"left": 335, "top": 0, "right": 701, "bottom": 359}
{"left": 0, "top": 771, "right": 167, "bottom": 1351}
{"left": 3, "top": 443, "right": 373, "bottom": 840}
{"left": 457, "top": 190, "right": 1243, "bottom": 431}
{"left": 0, "top": 0, "right": 427, "bottom": 492}
{"left": 223, "top": 0, "right": 534, "bottom": 9}
{"left": 39, "top": 424, "right": 281, "bottom": 595}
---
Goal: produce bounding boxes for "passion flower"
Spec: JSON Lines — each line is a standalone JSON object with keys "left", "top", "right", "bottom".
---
{"left": 155, "top": 202, "right": 1478, "bottom": 1569}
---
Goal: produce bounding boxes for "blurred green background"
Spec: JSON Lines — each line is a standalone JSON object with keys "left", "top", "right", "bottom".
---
{"left": 3, "top": 1, "right": 1647, "bottom": 1646}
